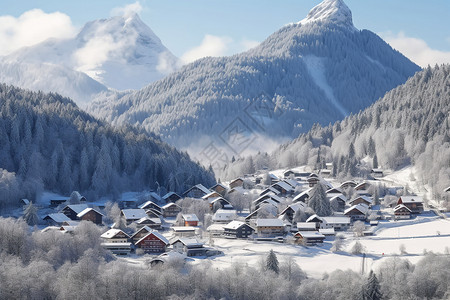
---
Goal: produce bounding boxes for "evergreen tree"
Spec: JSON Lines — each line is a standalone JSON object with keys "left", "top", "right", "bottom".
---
{"left": 266, "top": 249, "right": 279, "bottom": 274}
{"left": 372, "top": 154, "right": 378, "bottom": 169}
{"left": 361, "top": 271, "right": 382, "bottom": 300}
{"left": 308, "top": 182, "right": 331, "bottom": 216}
{"left": 23, "top": 202, "right": 39, "bottom": 226}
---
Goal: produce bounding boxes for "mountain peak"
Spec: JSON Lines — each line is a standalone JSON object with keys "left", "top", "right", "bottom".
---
{"left": 299, "top": 0, "right": 354, "bottom": 29}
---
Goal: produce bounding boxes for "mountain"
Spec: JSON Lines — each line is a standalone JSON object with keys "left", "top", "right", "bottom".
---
{"left": 0, "top": 13, "right": 179, "bottom": 104}
{"left": 0, "top": 84, "right": 215, "bottom": 207}
{"left": 87, "top": 0, "right": 420, "bottom": 158}
{"left": 226, "top": 65, "right": 450, "bottom": 198}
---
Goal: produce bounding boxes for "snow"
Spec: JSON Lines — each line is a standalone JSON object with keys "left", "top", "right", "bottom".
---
{"left": 298, "top": 0, "right": 356, "bottom": 30}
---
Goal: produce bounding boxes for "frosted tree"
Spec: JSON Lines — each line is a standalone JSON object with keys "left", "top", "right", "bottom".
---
{"left": 351, "top": 241, "right": 365, "bottom": 255}
{"left": 361, "top": 271, "right": 382, "bottom": 300}
{"left": 352, "top": 221, "right": 365, "bottom": 237}
{"left": 23, "top": 202, "right": 39, "bottom": 226}
{"left": 308, "top": 182, "right": 331, "bottom": 216}
{"left": 331, "top": 234, "right": 345, "bottom": 253}
{"left": 266, "top": 249, "right": 279, "bottom": 274}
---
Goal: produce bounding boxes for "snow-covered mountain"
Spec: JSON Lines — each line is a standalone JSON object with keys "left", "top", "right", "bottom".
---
{"left": 87, "top": 0, "right": 420, "bottom": 155}
{"left": 0, "top": 12, "right": 178, "bottom": 104}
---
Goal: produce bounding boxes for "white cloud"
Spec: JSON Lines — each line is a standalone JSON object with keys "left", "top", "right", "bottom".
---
{"left": 110, "top": 2, "right": 143, "bottom": 17}
{"left": 241, "top": 39, "right": 260, "bottom": 51}
{"left": 0, "top": 9, "right": 77, "bottom": 56}
{"left": 181, "top": 34, "right": 233, "bottom": 64}
{"left": 381, "top": 31, "right": 450, "bottom": 67}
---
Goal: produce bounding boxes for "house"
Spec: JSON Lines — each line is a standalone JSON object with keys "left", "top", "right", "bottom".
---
{"left": 202, "top": 191, "right": 222, "bottom": 200}
{"left": 394, "top": 204, "right": 412, "bottom": 220}
{"left": 162, "top": 192, "right": 182, "bottom": 203}
{"left": 138, "top": 201, "right": 162, "bottom": 212}
{"left": 279, "top": 202, "right": 306, "bottom": 223}
{"left": 283, "top": 178, "right": 300, "bottom": 189}
{"left": 296, "top": 222, "right": 317, "bottom": 231}
{"left": 349, "top": 196, "right": 373, "bottom": 207}
{"left": 101, "top": 229, "right": 130, "bottom": 243}
{"left": 77, "top": 208, "right": 103, "bottom": 225}
{"left": 293, "top": 189, "right": 312, "bottom": 203}
{"left": 223, "top": 221, "right": 254, "bottom": 238}
{"left": 306, "top": 214, "right": 325, "bottom": 230}
{"left": 20, "top": 199, "right": 30, "bottom": 207}
{"left": 206, "top": 224, "right": 225, "bottom": 236}
{"left": 255, "top": 218, "right": 285, "bottom": 236}
{"left": 150, "top": 251, "right": 187, "bottom": 266}
{"left": 121, "top": 209, "right": 148, "bottom": 225}
{"left": 162, "top": 202, "right": 182, "bottom": 217}
{"left": 50, "top": 197, "right": 68, "bottom": 207}
{"left": 146, "top": 208, "right": 163, "bottom": 218}
{"left": 171, "top": 238, "right": 207, "bottom": 256}
{"left": 135, "top": 216, "right": 162, "bottom": 229}
{"left": 171, "top": 226, "right": 196, "bottom": 237}
{"left": 271, "top": 181, "right": 293, "bottom": 195}
{"left": 319, "top": 169, "right": 331, "bottom": 176}
{"left": 208, "top": 197, "right": 232, "bottom": 211}
{"left": 130, "top": 226, "right": 153, "bottom": 243}
{"left": 329, "top": 195, "right": 347, "bottom": 211}
{"left": 182, "top": 214, "right": 199, "bottom": 226}
{"left": 183, "top": 184, "right": 211, "bottom": 198}
{"left": 320, "top": 227, "right": 336, "bottom": 236}
{"left": 61, "top": 204, "right": 89, "bottom": 220}
{"left": 340, "top": 180, "right": 357, "bottom": 190}
{"left": 344, "top": 204, "right": 369, "bottom": 221}
{"left": 268, "top": 173, "right": 279, "bottom": 185}
{"left": 212, "top": 209, "right": 237, "bottom": 223}
{"left": 283, "top": 169, "right": 296, "bottom": 178}
{"left": 307, "top": 175, "right": 320, "bottom": 187}
{"left": 260, "top": 186, "right": 281, "bottom": 196}
{"left": 43, "top": 213, "right": 71, "bottom": 226}
{"left": 229, "top": 177, "right": 244, "bottom": 189}
{"left": 371, "top": 169, "right": 384, "bottom": 178}
{"left": 397, "top": 196, "right": 424, "bottom": 214}
{"left": 321, "top": 217, "right": 351, "bottom": 231}
{"left": 326, "top": 187, "right": 343, "bottom": 196}
{"left": 253, "top": 193, "right": 282, "bottom": 207}
{"left": 210, "top": 183, "right": 228, "bottom": 196}
{"left": 355, "top": 181, "right": 371, "bottom": 191}
{"left": 294, "top": 231, "right": 326, "bottom": 245}
{"left": 135, "top": 231, "right": 169, "bottom": 253}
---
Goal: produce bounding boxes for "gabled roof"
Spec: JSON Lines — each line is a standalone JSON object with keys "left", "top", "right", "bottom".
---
{"left": 44, "top": 213, "right": 71, "bottom": 223}
{"left": 398, "top": 196, "right": 423, "bottom": 204}
{"left": 340, "top": 180, "right": 357, "bottom": 188}
{"left": 321, "top": 217, "right": 351, "bottom": 224}
{"left": 326, "top": 187, "right": 343, "bottom": 194}
{"left": 344, "top": 203, "right": 369, "bottom": 215}
{"left": 162, "top": 192, "right": 181, "bottom": 200}
{"left": 136, "top": 216, "right": 161, "bottom": 225}
{"left": 184, "top": 184, "right": 211, "bottom": 196}
{"left": 259, "top": 199, "right": 279, "bottom": 207}
{"left": 272, "top": 181, "right": 293, "bottom": 191}
{"left": 130, "top": 226, "right": 152, "bottom": 239}
{"left": 260, "top": 186, "right": 280, "bottom": 196}
{"left": 62, "top": 204, "right": 89, "bottom": 214}
{"left": 394, "top": 204, "right": 412, "bottom": 212}
{"left": 121, "top": 209, "right": 147, "bottom": 220}
{"left": 210, "top": 182, "right": 227, "bottom": 190}
{"left": 208, "top": 197, "right": 230, "bottom": 205}
{"left": 182, "top": 214, "right": 199, "bottom": 222}
{"left": 256, "top": 218, "right": 284, "bottom": 227}
{"left": 293, "top": 188, "right": 312, "bottom": 202}
{"left": 444, "top": 186, "right": 450, "bottom": 193}
{"left": 138, "top": 200, "right": 162, "bottom": 210}
{"left": 162, "top": 202, "right": 181, "bottom": 209}
{"left": 213, "top": 209, "right": 237, "bottom": 221}
{"left": 280, "top": 202, "right": 306, "bottom": 215}
{"left": 295, "top": 231, "right": 325, "bottom": 239}
{"left": 101, "top": 229, "right": 130, "bottom": 239}
{"left": 306, "top": 214, "right": 324, "bottom": 223}
{"left": 296, "top": 222, "right": 317, "bottom": 230}
{"left": 283, "top": 178, "right": 300, "bottom": 188}
{"left": 269, "top": 173, "right": 278, "bottom": 180}
{"left": 254, "top": 193, "right": 282, "bottom": 204}
{"left": 171, "top": 237, "right": 203, "bottom": 247}
{"left": 349, "top": 195, "right": 373, "bottom": 205}
{"left": 136, "top": 231, "right": 169, "bottom": 245}
{"left": 223, "top": 220, "right": 252, "bottom": 230}
{"left": 149, "top": 192, "right": 162, "bottom": 202}
{"left": 329, "top": 194, "right": 348, "bottom": 202}
{"left": 77, "top": 207, "right": 104, "bottom": 218}
{"left": 229, "top": 177, "right": 244, "bottom": 184}
{"left": 202, "top": 192, "right": 222, "bottom": 200}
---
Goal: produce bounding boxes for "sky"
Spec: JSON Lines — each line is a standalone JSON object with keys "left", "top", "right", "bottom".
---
{"left": 0, "top": 0, "right": 449, "bottom": 67}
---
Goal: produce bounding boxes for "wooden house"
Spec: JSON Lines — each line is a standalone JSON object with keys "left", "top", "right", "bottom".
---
{"left": 120, "top": 198, "right": 138, "bottom": 209}
{"left": 61, "top": 204, "right": 89, "bottom": 220}
{"left": 340, "top": 180, "right": 357, "bottom": 190}
{"left": 284, "top": 178, "right": 300, "bottom": 189}
{"left": 253, "top": 193, "right": 282, "bottom": 207}
{"left": 138, "top": 201, "right": 162, "bottom": 212}
{"left": 171, "top": 226, "right": 196, "bottom": 237}
{"left": 208, "top": 197, "right": 232, "bottom": 211}
{"left": 255, "top": 218, "right": 285, "bottom": 236}
{"left": 326, "top": 187, "right": 343, "bottom": 196}
{"left": 146, "top": 208, "right": 162, "bottom": 218}
{"left": 135, "top": 231, "right": 169, "bottom": 253}
{"left": 397, "top": 196, "right": 424, "bottom": 214}
{"left": 43, "top": 213, "right": 71, "bottom": 226}
{"left": 210, "top": 183, "right": 228, "bottom": 196}
{"left": 283, "top": 169, "right": 296, "bottom": 178}
{"left": 271, "top": 181, "right": 294, "bottom": 195}
{"left": 260, "top": 186, "right": 280, "bottom": 196}
{"left": 296, "top": 222, "right": 317, "bottom": 231}
{"left": 206, "top": 224, "right": 225, "bottom": 236}
{"left": 171, "top": 238, "right": 206, "bottom": 256}
{"left": 229, "top": 177, "right": 244, "bottom": 189}
{"left": 183, "top": 184, "right": 211, "bottom": 198}
{"left": 394, "top": 204, "right": 412, "bottom": 220}
{"left": 162, "top": 192, "right": 182, "bottom": 203}
{"left": 130, "top": 226, "right": 153, "bottom": 243}
{"left": 294, "top": 231, "right": 326, "bottom": 245}
{"left": 279, "top": 202, "right": 306, "bottom": 223}
{"left": 101, "top": 229, "right": 130, "bottom": 243}
{"left": 306, "top": 214, "right": 325, "bottom": 230}
{"left": 321, "top": 217, "right": 351, "bottom": 231}
{"left": 202, "top": 191, "right": 222, "bottom": 200}
{"left": 135, "top": 216, "right": 161, "bottom": 229}
{"left": 349, "top": 196, "right": 373, "bottom": 207}
{"left": 344, "top": 204, "right": 369, "bottom": 221}
{"left": 182, "top": 214, "right": 199, "bottom": 226}
{"left": 162, "top": 202, "right": 181, "bottom": 217}
{"left": 268, "top": 173, "right": 279, "bottom": 185}
{"left": 77, "top": 208, "right": 103, "bottom": 225}
{"left": 293, "top": 189, "right": 312, "bottom": 203}
{"left": 121, "top": 209, "right": 148, "bottom": 225}
{"left": 355, "top": 181, "right": 371, "bottom": 191}
{"left": 307, "top": 175, "right": 320, "bottom": 187}
{"left": 223, "top": 221, "right": 254, "bottom": 238}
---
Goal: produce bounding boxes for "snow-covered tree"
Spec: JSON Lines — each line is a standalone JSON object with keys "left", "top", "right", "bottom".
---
{"left": 361, "top": 271, "right": 382, "bottom": 300}
{"left": 23, "top": 202, "right": 39, "bottom": 226}
{"left": 308, "top": 183, "right": 331, "bottom": 216}
{"left": 266, "top": 249, "right": 279, "bottom": 274}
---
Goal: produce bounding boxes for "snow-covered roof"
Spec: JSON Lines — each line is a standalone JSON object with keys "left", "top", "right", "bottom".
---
{"left": 444, "top": 186, "right": 450, "bottom": 193}
{"left": 202, "top": 191, "right": 221, "bottom": 199}
{"left": 295, "top": 231, "right": 325, "bottom": 239}
{"left": 130, "top": 226, "right": 152, "bottom": 239}
{"left": 213, "top": 209, "right": 236, "bottom": 221}
{"left": 162, "top": 192, "right": 181, "bottom": 200}
{"left": 261, "top": 186, "right": 280, "bottom": 196}
{"left": 162, "top": 202, "right": 181, "bottom": 209}
{"left": 171, "top": 226, "right": 196, "bottom": 232}
{"left": 210, "top": 183, "right": 227, "bottom": 190}
{"left": 344, "top": 203, "right": 369, "bottom": 215}
{"left": 182, "top": 214, "right": 199, "bottom": 222}
{"left": 101, "top": 229, "right": 130, "bottom": 239}
{"left": 319, "top": 228, "right": 335, "bottom": 235}
{"left": 296, "top": 222, "right": 317, "bottom": 230}
{"left": 208, "top": 197, "right": 229, "bottom": 204}
{"left": 149, "top": 192, "right": 162, "bottom": 201}
{"left": 272, "top": 181, "right": 293, "bottom": 191}
{"left": 136, "top": 216, "right": 161, "bottom": 224}
{"left": 21, "top": 199, "right": 30, "bottom": 205}
{"left": 306, "top": 214, "right": 324, "bottom": 223}
{"left": 138, "top": 200, "right": 161, "bottom": 210}
{"left": 399, "top": 196, "right": 423, "bottom": 204}
{"left": 44, "top": 213, "right": 71, "bottom": 223}
{"left": 63, "top": 204, "right": 89, "bottom": 214}
{"left": 329, "top": 194, "right": 348, "bottom": 202}
{"left": 63, "top": 220, "right": 80, "bottom": 226}
{"left": 340, "top": 180, "right": 357, "bottom": 187}
{"left": 171, "top": 237, "right": 203, "bottom": 247}
{"left": 321, "top": 217, "right": 351, "bottom": 225}
{"left": 349, "top": 195, "right": 372, "bottom": 205}
{"left": 326, "top": 187, "right": 343, "bottom": 194}
{"left": 101, "top": 242, "right": 132, "bottom": 247}
{"left": 121, "top": 209, "right": 147, "bottom": 220}
{"left": 256, "top": 218, "right": 284, "bottom": 227}
{"left": 207, "top": 224, "right": 225, "bottom": 232}
{"left": 283, "top": 178, "right": 300, "bottom": 188}
{"left": 194, "top": 184, "right": 211, "bottom": 194}
{"left": 293, "top": 188, "right": 312, "bottom": 202}
{"left": 269, "top": 173, "right": 278, "bottom": 180}
{"left": 394, "top": 204, "right": 412, "bottom": 212}
{"left": 280, "top": 202, "right": 306, "bottom": 215}
{"left": 223, "top": 220, "right": 249, "bottom": 230}
{"left": 254, "top": 193, "right": 282, "bottom": 204}
{"left": 77, "top": 207, "right": 103, "bottom": 218}
{"left": 136, "top": 231, "right": 169, "bottom": 245}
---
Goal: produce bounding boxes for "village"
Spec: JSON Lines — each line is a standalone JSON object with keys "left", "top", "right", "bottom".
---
{"left": 22, "top": 164, "right": 448, "bottom": 270}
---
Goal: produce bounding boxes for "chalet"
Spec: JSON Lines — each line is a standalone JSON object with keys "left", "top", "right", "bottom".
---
{"left": 355, "top": 181, "right": 371, "bottom": 191}
{"left": 319, "top": 169, "right": 331, "bottom": 176}
{"left": 296, "top": 222, "right": 317, "bottom": 231}
{"left": 171, "top": 226, "right": 196, "bottom": 237}
{"left": 171, "top": 238, "right": 207, "bottom": 256}
{"left": 135, "top": 216, "right": 162, "bottom": 229}
{"left": 202, "top": 191, "right": 222, "bottom": 200}
{"left": 208, "top": 197, "right": 233, "bottom": 211}
{"left": 162, "top": 192, "right": 181, "bottom": 203}
{"left": 293, "top": 189, "right": 312, "bottom": 203}
{"left": 326, "top": 187, "right": 343, "bottom": 196}
{"left": 61, "top": 204, "right": 89, "bottom": 220}
{"left": 162, "top": 202, "right": 182, "bottom": 217}
{"left": 131, "top": 226, "right": 153, "bottom": 243}
{"left": 183, "top": 184, "right": 211, "bottom": 198}
{"left": 77, "top": 208, "right": 103, "bottom": 225}
{"left": 397, "top": 196, "right": 424, "bottom": 214}
{"left": 121, "top": 209, "right": 148, "bottom": 225}
{"left": 146, "top": 208, "right": 162, "bottom": 218}
{"left": 182, "top": 214, "right": 199, "bottom": 226}
{"left": 271, "top": 181, "right": 293, "bottom": 195}
{"left": 340, "top": 180, "right": 357, "bottom": 190}
{"left": 394, "top": 204, "right": 411, "bottom": 220}
{"left": 349, "top": 196, "right": 373, "bottom": 207}
{"left": 138, "top": 201, "right": 162, "bottom": 212}
{"left": 306, "top": 214, "right": 325, "bottom": 230}
{"left": 101, "top": 229, "right": 130, "bottom": 243}
{"left": 283, "top": 178, "right": 300, "bottom": 189}
{"left": 50, "top": 197, "right": 68, "bottom": 207}
{"left": 223, "top": 221, "right": 254, "bottom": 238}
{"left": 43, "top": 213, "right": 71, "bottom": 226}
{"left": 210, "top": 183, "right": 228, "bottom": 196}
{"left": 319, "top": 228, "right": 335, "bottom": 236}
{"left": 268, "top": 173, "right": 279, "bottom": 185}
{"left": 283, "top": 169, "right": 296, "bottom": 178}
{"left": 321, "top": 217, "right": 351, "bottom": 231}
{"left": 253, "top": 193, "right": 282, "bottom": 207}
{"left": 279, "top": 202, "right": 306, "bottom": 223}
{"left": 260, "top": 186, "right": 281, "bottom": 196}
{"left": 229, "top": 177, "right": 244, "bottom": 189}
{"left": 329, "top": 195, "right": 347, "bottom": 211}
{"left": 294, "top": 231, "right": 326, "bottom": 245}
{"left": 212, "top": 209, "right": 237, "bottom": 223}
{"left": 135, "top": 231, "right": 169, "bottom": 253}
{"left": 255, "top": 218, "right": 285, "bottom": 236}
{"left": 207, "top": 224, "right": 225, "bottom": 236}
{"left": 344, "top": 204, "right": 369, "bottom": 221}
{"left": 371, "top": 169, "right": 384, "bottom": 178}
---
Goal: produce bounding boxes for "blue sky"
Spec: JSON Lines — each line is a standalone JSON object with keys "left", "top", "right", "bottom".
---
{"left": 1, "top": 0, "right": 449, "bottom": 66}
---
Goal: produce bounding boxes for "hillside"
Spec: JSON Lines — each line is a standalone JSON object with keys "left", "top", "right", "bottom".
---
{"left": 87, "top": 0, "right": 420, "bottom": 154}
{"left": 0, "top": 84, "right": 215, "bottom": 208}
